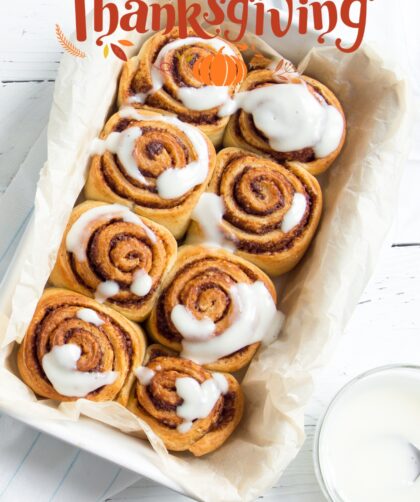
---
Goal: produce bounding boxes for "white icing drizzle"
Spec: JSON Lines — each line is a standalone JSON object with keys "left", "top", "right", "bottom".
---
{"left": 91, "top": 128, "right": 145, "bottom": 184}
{"left": 191, "top": 193, "right": 235, "bottom": 251}
{"left": 111, "top": 108, "right": 210, "bottom": 199}
{"left": 218, "top": 83, "right": 344, "bottom": 157}
{"left": 177, "top": 86, "right": 231, "bottom": 111}
{"left": 281, "top": 193, "right": 307, "bottom": 233}
{"left": 212, "top": 372, "right": 229, "bottom": 394}
{"left": 171, "top": 305, "right": 215, "bottom": 341}
{"left": 95, "top": 280, "right": 120, "bottom": 304}
{"left": 66, "top": 203, "right": 156, "bottom": 262}
{"left": 135, "top": 366, "right": 156, "bottom": 386}
{"left": 42, "top": 344, "right": 118, "bottom": 398}
{"left": 192, "top": 190, "right": 306, "bottom": 244}
{"left": 175, "top": 373, "right": 228, "bottom": 433}
{"left": 175, "top": 281, "right": 284, "bottom": 364}
{"left": 76, "top": 308, "right": 104, "bottom": 327}
{"left": 313, "top": 105, "right": 344, "bottom": 158}
{"left": 130, "top": 269, "right": 153, "bottom": 297}
{"left": 129, "top": 37, "right": 236, "bottom": 111}
{"left": 177, "top": 421, "right": 193, "bottom": 433}
{"left": 127, "top": 93, "right": 148, "bottom": 104}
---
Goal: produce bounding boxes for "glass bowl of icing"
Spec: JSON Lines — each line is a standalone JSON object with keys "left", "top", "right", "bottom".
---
{"left": 314, "top": 365, "right": 420, "bottom": 502}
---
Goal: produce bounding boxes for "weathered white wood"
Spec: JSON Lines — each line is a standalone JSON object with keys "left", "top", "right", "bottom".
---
{"left": 0, "top": 1, "right": 72, "bottom": 81}
{"left": 0, "top": 82, "right": 52, "bottom": 191}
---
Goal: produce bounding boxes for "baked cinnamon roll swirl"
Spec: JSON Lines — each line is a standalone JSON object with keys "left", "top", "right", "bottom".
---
{"left": 127, "top": 354, "right": 243, "bottom": 456}
{"left": 147, "top": 246, "right": 283, "bottom": 373}
{"left": 222, "top": 68, "right": 346, "bottom": 175}
{"left": 118, "top": 27, "right": 246, "bottom": 147}
{"left": 50, "top": 201, "right": 177, "bottom": 322}
{"left": 187, "top": 148, "right": 323, "bottom": 276}
{"left": 84, "top": 108, "right": 216, "bottom": 239}
{"left": 17, "top": 289, "right": 146, "bottom": 404}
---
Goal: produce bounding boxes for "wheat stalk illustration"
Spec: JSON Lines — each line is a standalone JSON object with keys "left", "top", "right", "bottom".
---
{"left": 273, "top": 58, "right": 301, "bottom": 83}
{"left": 55, "top": 24, "right": 86, "bottom": 58}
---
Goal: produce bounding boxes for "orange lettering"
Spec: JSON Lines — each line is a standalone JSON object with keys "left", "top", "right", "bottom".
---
{"left": 71, "top": 0, "right": 370, "bottom": 57}
{"left": 150, "top": 3, "right": 176, "bottom": 32}
{"left": 297, "top": 0, "right": 308, "bottom": 35}
{"left": 177, "top": 0, "right": 209, "bottom": 38}
{"left": 311, "top": 1, "right": 338, "bottom": 44}
{"left": 337, "top": 0, "right": 368, "bottom": 52}
{"left": 74, "top": 0, "right": 87, "bottom": 42}
{"left": 94, "top": 0, "right": 119, "bottom": 46}
{"left": 120, "top": 0, "right": 148, "bottom": 32}
{"left": 269, "top": 0, "right": 293, "bottom": 37}
{"left": 225, "top": 0, "right": 248, "bottom": 42}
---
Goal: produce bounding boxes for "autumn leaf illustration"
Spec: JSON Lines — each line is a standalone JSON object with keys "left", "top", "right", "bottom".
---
{"left": 111, "top": 43, "right": 128, "bottom": 61}
{"left": 55, "top": 24, "right": 86, "bottom": 58}
{"left": 235, "top": 42, "right": 248, "bottom": 52}
{"left": 118, "top": 40, "right": 134, "bottom": 47}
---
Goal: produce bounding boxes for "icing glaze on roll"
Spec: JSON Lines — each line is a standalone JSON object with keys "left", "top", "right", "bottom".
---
{"left": 130, "top": 269, "right": 153, "bottom": 297}
{"left": 76, "top": 308, "right": 104, "bottom": 326}
{"left": 177, "top": 86, "right": 231, "bottom": 111}
{"left": 134, "top": 359, "right": 229, "bottom": 434}
{"left": 171, "top": 304, "right": 215, "bottom": 340}
{"left": 42, "top": 344, "right": 119, "bottom": 397}
{"left": 52, "top": 201, "right": 177, "bottom": 322}
{"left": 66, "top": 203, "right": 156, "bottom": 261}
{"left": 148, "top": 246, "right": 279, "bottom": 371}
{"left": 66, "top": 204, "right": 157, "bottom": 306}
{"left": 191, "top": 193, "right": 235, "bottom": 250}
{"left": 118, "top": 28, "right": 247, "bottom": 148}
{"left": 91, "top": 128, "right": 145, "bottom": 183}
{"left": 95, "top": 280, "right": 120, "bottom": 304}
{"left": 175, "top": 373, "right": 228, "bottom": 433}
{"left": 186, "top": 148, "right": 323, "bottom": 277}
{"left": 127, "top": 353, "right": 244, "bottom": 455}
{"left": 220, "top": 83, "right": 344, "bottom": 157}
{"left": 91, "top": 108, "right": 210, "bottom": 200}
{"left": 172, "top": 281, "right": 284, "bottom": 365}
{"left": 85, "top": 109, "right": 217, "bottom": 239}
{"left": 192, "top": 191, "right": 308, "bottom": 249}
{"left": 17, "top": 288, "right": 146, "bottom": 403}
{"left": 281, "top": 193, "right": 308, "bottom": 233}
{"left": 129, "top": 37, "right": 236, "bottom": 111}
{"left": 135, "top": 366, "right": 156, "bottom": 385}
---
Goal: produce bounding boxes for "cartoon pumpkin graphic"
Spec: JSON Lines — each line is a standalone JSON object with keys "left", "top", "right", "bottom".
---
{"left": 192, "top": 48, "right": 247, "bottom": 86}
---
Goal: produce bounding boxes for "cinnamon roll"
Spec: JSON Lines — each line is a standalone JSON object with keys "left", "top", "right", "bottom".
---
{"left": 118, "top": 27, "right": 246, "bottom": 147}
{"left": 127, "top": 354, "right": 243, "bottom": 456}
{"left": 187, "top": 148, "right": 323, "bottom": 276}
{"left": 222, "top": 68, "right": 346, "bottom": 175}
{"left": 147, "top": 246, "right": 283, "bottom": 372}
{"left": 50, "top": 201, "right": 177, "bottom": 322}
{"left": 17, "top": 288, "right": 146, "bottom": 404}
{"left": 84, "top": 108, "right": 216, "bottom": 239}
{"left": 144, "top": 343, "right": 177, "bottom": 361}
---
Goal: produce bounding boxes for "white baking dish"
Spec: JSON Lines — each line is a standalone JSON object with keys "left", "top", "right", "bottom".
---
{"left": 0, "top": 16, "right": 320, "bottom": 491}
{"left": 0, "top": 4, "right": 409, "bottom": 501}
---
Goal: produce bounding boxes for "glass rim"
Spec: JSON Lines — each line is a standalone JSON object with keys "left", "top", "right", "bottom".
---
{"left": 313, "top": 363, "right": 420, "bottom": 502}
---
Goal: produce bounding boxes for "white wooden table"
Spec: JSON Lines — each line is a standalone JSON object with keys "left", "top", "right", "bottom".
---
{"left": 0, "top": 2, "right": 419, "bottom": 501}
